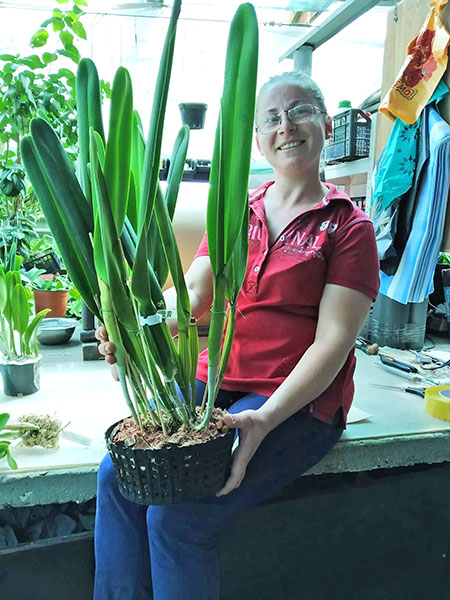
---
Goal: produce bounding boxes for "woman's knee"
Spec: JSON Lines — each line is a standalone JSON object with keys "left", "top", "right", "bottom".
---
{"left": 97, "top": 453, "right": 117, "bottom": 496}
{"left": 147, "top": 503, "right": 220, "bottom": 546}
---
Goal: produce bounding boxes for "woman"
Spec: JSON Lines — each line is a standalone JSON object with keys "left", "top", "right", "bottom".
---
{"left": 94, "top": 71, "right": 379, "bottom": 600}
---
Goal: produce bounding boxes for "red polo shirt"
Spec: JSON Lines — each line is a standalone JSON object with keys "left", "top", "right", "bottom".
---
{"left": 195, "top": 181, "right": 379, "bottom": 425}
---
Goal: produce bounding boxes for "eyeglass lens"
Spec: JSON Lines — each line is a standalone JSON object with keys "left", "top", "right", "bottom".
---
{"left": 258, "top": 104, "right": 318, "bottom": 134}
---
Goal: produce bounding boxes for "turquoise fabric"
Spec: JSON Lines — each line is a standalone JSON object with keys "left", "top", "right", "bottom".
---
{"left": 370, "top": 81, "right": 449, "bottom": 214}
{"left": 379, "top": 105, "right": 450, "bottom": 303}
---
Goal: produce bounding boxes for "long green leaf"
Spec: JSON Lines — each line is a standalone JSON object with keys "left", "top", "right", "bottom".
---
{"left": 0, "top": 413, "right": 10, "bottom": 431}
{"left": 12, "top": 285, "right": 29, "bottom": 336}
{"left": 104, "top": 67, "right": 133, "bottom": 236}
{"left": 89, "top": 130, "right": 136, "bottom": 330}
{"left": 0, "top": 267, "right": 7, "bottom": 313}
{"left": 76, "top": 58, "right": 105, "bottom": 201}
{"left": 138, "top": 0, "right": 181, "bottom": 235}
{"left": 129, "top": 110, "right": 146, "bottom": 231}
{"left": 220, "top": 3, "right": 258, "bottom": 262}
{"left": 23, "top": 308, "right": 51, "bottom": 356}
{"left": 6, "top": 450, "right": 18, "bottom": 470}
{"left": 90, "top": 130, "right": 108, "bottom": 284}
{"left": 150, "top": 125, "right": 189, "bottom": 288}
{"left": 198, "top": 3, "right": 258, "bottom": 429}
{"left": 21, "top": 121, "right": 100, "bottom": 319}
{"left": 165, "top": 125, "right": 189, "bottom": 220}
{"left": 206, "top": 3, "right": 257, "bottom": 270}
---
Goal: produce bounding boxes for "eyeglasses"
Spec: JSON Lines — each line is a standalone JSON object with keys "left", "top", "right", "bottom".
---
{"left": 256, "top": 103, "right": 328, "bottom": 135}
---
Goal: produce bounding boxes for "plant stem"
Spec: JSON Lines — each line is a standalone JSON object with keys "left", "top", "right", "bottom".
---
{"left": 196, "top": 272, "right": 226, "bottom": 430}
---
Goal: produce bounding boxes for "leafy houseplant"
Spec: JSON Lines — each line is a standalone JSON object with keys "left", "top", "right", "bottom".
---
{"left": 22, "top": 0, "right": 258, "bottom": 504}
{"left": 0, "top": 0, "right": 107, "bottom": 267}
{"left": 23, "top": 267, "right": 72, "bottom": 318}
{"left": 0, "top": 267, "right": 49, "bottom": 396}
{"left": 0, "top": 50, "right": 76, "bottom": 265}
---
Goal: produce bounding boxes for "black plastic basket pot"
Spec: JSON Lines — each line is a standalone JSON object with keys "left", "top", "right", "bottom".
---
{"left": 105, "top": 420, "right": 235, "bottom": 505}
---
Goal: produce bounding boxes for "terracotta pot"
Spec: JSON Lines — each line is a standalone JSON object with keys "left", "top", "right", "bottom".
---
{"left": 33, "top": 289, "right": 68, "bottom": 318}
{"left": 105, "top": 420, "right": 234, "bottom": 505}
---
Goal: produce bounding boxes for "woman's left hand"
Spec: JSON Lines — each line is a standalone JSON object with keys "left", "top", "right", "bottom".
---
{"left": 215, "top": 410, "right": 271, "bottom": 497}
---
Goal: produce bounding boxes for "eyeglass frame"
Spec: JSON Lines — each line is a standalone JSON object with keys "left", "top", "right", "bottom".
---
{"left": 255, "top": 103, "right": 328, "bottom": 135}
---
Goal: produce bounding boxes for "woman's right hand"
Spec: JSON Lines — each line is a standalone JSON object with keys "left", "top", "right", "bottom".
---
{"left": 95, "top": 326, "right": 119, "bottom": 381}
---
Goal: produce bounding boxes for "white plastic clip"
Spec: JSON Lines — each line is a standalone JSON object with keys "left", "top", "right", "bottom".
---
{"left": 140, "top": 309, "right": 177, "bottom": 326}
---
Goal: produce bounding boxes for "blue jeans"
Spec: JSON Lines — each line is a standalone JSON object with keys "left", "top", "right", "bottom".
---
{"left": 94, "top": 381, "right": 343, "bottom": 600}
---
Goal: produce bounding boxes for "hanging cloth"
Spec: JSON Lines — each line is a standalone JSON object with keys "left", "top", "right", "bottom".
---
{"left": 379, "top": 96, "right": 432, "bottom": 275}
{"left": 379, "top": 105, "right": 450, "bottom": 304}
{"left": 368, "top": 82, "right": 449, "bottom": 264}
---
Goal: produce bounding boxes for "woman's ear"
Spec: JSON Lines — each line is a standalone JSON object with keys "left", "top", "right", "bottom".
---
{"left": 256, "top": 134, "right": 264, "bottom": 156}
{"left": 325, "top": 116, "right": 333, "bottom": 140}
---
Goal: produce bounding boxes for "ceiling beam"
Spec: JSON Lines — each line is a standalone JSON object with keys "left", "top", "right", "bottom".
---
{"left": 279, "top": 0, "right": 382, "bottom": 62}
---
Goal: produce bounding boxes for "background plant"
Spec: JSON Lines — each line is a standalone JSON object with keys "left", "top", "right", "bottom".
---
{"left": 0, "top": 413, "right": 18, "bottom": 470}
{"left": 22, "top": 1, "right": 258, "bottom": 436}
{"left": 0, "top": 0, "right": 109, "bottom": 266}
{"left": 21, "top": 267, "right": 81, "bottom": 319}
{"left": 0, "top": 267, "right": 49, "bottom": 360}
{"left": 22, "top": 267, "right": 71, "bottom": 291}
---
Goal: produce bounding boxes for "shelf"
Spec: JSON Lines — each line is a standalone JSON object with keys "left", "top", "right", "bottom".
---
{"left": 324, "top": 157, "right": 371, "bottom": 180}
{"left": 279, "top": 0, "right": 387, "bottom": 60}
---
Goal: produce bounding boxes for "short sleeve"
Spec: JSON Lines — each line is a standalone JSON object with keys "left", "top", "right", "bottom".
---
{"left": 326, "top": 218, "right": 380, "bottom": 301}
{"left": 193, "top": 231, "right": 209, "bottom": 259}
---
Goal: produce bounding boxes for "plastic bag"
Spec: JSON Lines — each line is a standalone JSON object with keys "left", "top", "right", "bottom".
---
{"left": 379, "top": 0, "right": 450, "bottom": 125}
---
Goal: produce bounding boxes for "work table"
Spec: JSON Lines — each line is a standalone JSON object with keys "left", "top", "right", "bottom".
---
{"left": 1, "top": 336, "right": 450, "bottom": 509}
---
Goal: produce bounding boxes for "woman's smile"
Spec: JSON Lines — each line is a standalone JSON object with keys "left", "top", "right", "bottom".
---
{"left": 277, "top": 139, "right": 305, "bottom": 151}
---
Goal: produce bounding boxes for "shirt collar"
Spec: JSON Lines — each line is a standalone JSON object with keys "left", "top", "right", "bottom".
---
{"left": 249, "top": 181, "right": 354, "bottom": 214}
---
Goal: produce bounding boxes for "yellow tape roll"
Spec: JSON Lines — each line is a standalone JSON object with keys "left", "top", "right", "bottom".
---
{"left": 424, "top": 386, "right": 450, "bottom": 422}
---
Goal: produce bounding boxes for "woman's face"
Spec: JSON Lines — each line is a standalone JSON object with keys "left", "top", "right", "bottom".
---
{"left": 255, "top": 81, "right": 331, "bottom": 176}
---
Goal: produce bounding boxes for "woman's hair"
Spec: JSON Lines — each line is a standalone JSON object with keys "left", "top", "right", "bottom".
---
{"left": 256, "top": 71, "right": 328, "bottom": 116}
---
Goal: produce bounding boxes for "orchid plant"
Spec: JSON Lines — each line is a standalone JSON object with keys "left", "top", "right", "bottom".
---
{"left": 21, "top": 1, "right": 258, "bottom": 437}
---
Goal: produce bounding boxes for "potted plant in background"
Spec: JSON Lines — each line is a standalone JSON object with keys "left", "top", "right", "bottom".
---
{"left": 22, "top": 267, "right": 71, "bottom": 318}
{"left": 22, "top": 0, "right": 258, "bottom": 504}
{"left": 21, "top": 267, "right": 80, "bottom": 344}
{"left": 0, "top": 267, "right": 49, "bottom": 396}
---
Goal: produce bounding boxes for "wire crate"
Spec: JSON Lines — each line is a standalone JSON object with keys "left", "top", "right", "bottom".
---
{"left": 325, "top": 108, "right": 371, "bottom": 163}
{"left": 23, "top": 251, "right": 62, "bottom": 274}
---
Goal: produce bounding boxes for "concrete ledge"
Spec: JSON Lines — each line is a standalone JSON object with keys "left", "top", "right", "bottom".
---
{"left": 305, "top": 430, "right": 450, "bottom": 475}
{"left": 0, "top": 468, "right": 98, "bottom": 510}
{"left": 3, "top": 430, "right": 450, "bottom": 509}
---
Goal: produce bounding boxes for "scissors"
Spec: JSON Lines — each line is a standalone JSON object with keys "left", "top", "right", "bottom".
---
{"left": 370, "top": 383, "right": 425, "bottom": 398}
